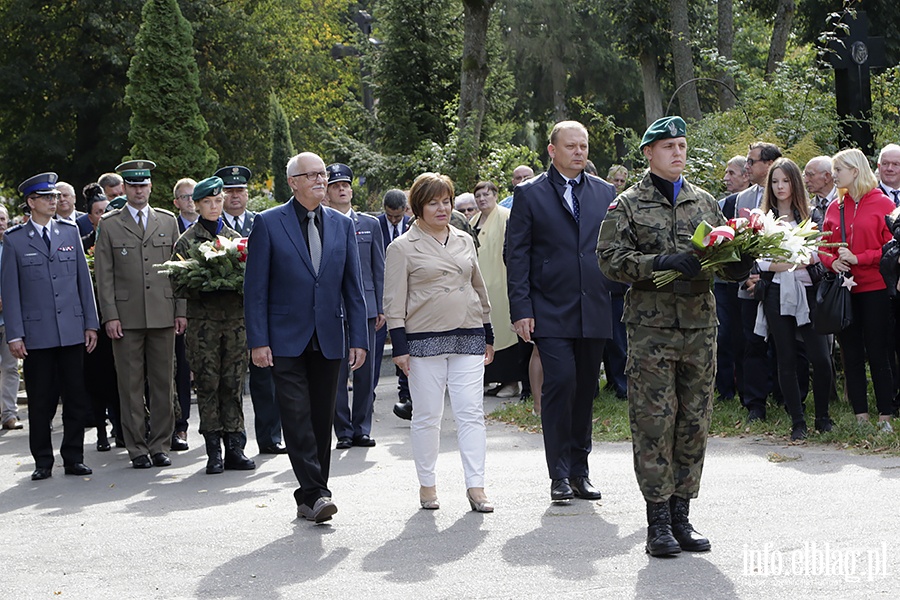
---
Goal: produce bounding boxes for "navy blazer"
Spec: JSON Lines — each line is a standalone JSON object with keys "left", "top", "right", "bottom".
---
{"left": 1, "top": 220, "right": 99, "bottom": 349}
{"left": 506, "top": 164, "right": 614, "bottom": 339}
{"left": 378, "top": 213, "right": 410, "bottom": 250}
{"left": 244, "top": 200, "right": 368, "bottom": 359}
{"left": 349, "top": 210, "right": 385, "bottom": 318}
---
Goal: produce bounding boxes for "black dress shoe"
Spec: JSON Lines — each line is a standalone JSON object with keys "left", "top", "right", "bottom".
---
{"left": 96, "top": 440, "right": 111, "bottom": 452}
{"left": 64, "top": 463, "right": 93, "bottom": 476}
{"left": 151, "top": 452, "right": 172, "bottom": 467}
{"left": 815, "top": 417, "right": 834, "bottom": 433}
{"left": 170, "top": 432, "right": 189, "bottom": 451}
{"left": 352, "top": 434, "right": 376, "bottom": 447}
{"left": 31, "top": 467, "right": 52, "bottom": 481}
{"left": 393, "top": 398, "right": 412, "bottom": 420}
{"left": 260, "top": 443, "right": 288, "bottom": 455}
{"left": 747, "top": 409, "right": 766, "bottom": 423}
{"left": 570, "top": 476, "right": 602, "bottom": 500}
{"left": 132, "top": 455, "right": 153, "bottom": 469}
{"left": 335, "top": 438, "right": 352, "bottom": 450}
{"left": 550, "top": 478, "right": 574, "bottom": 502}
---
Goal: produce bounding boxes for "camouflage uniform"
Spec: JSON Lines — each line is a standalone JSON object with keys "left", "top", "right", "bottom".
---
{"left": 172, "top": 223, "right": 248, "bottom": 435}
{"left": 596, "top": 173, "right": 727, "bottom": 503}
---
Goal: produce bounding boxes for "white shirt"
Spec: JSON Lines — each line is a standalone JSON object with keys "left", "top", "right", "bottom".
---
{"left": 126, "top": 205, "right": 148, "bottom": 227}
{"left": 561, "top": 174, "right": 582, "bottom": 215}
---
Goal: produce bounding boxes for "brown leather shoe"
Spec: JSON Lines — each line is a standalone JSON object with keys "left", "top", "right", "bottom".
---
{"left": 2, "top": 417, "right": 23, "bottom": 430}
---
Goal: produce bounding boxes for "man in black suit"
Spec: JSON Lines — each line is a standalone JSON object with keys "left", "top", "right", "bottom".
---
{"left": 374, "top": 189, "right": 413, "bottom": 420}
{"left": 506, "top": 120, "right": 614, "bottom": 503}
{"left": 171, "top": 178, "right": 197, "bottom": 451}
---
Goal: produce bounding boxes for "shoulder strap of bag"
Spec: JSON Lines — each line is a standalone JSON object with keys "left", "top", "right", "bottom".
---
{"left": 839, "top": 200, "right": 847, "bottom": 242}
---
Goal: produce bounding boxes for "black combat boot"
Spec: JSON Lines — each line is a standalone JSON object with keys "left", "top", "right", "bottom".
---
{"left": 204, "top": 432, "right": 224, "bottom": 475}
{"left": 669, "top": 496, "right": 711, "bottom": 552}
{"left": 646, "top": 501, "right": 681, "bottom": 557}
{"left": 223, "top": 432, "right": 256, "bottom": 470}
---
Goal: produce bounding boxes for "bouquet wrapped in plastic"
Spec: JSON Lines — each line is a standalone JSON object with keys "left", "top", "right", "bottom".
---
{"left": 653, "top": 208, "right": 842, "bottom": 288}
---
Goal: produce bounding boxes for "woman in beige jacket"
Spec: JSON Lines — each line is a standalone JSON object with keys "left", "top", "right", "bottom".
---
{"left": 383, "top": 172, "right": 495, "bottom": 512}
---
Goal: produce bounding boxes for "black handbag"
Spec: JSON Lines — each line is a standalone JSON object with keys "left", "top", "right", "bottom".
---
{"left": 814, "top": 202, "right": 853, "bottom": 334}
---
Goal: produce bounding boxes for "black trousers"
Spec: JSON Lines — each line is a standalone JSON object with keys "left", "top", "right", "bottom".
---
{"left": 273, "top": 344, "right": 341, "bottom": 508}
{"left": 763, "top": 285, "right": 832, "bottom": 425}
{"left": 248, "top": 363, "right": 283, "bottom": 449}
{"left": 533, "top": 337, "right": 605, "bottom": 480}
{"left": 23, "top": 344, "right": 91, "bottom": 468}
{"left": 84, "top": 325, "right": 121, "bottom": 436}
{"left": 839, "top": 289, "right": 895, "bottom": 416}
{"left": 174, "top": 332, "right": 191, "bottom": 433}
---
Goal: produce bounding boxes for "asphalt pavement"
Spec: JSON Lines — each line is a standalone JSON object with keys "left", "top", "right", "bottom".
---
{"left": 1, "top": 374, "right": 898, "bottom": 599}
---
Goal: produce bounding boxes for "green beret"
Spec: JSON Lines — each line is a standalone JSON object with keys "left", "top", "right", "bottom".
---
{"left": 640, "top": 116, "right": 687, "bottom": 150}
{"left": 193, "top": 176, "right": 224, "bottom": 201}
{"left": 105, "top": 195, "right": 127, "bottom": 212}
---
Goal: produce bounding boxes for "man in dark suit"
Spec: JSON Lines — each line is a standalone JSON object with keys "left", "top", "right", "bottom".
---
{"left": 325, "top": 163, "right": 385, "bottom": 449}
{"left": 506, "top": 120, "right": 614, "bottom": 504}
{"left": 215, "top": 164, "right": 287, "bottom": 455}
{"left": 245, "top": 152, "right": 368, "bottom": 523}
{"left": 1, "top": 172, "right": 99, "bottom": 480}
{"left": 170, "top": 177, "right": 197, "bottom": 451}
{"left": 375, "top": 189, "right": 413, "bottom": 419}
{"left": 54, "top": 181, "right": 86, "bottom": 224}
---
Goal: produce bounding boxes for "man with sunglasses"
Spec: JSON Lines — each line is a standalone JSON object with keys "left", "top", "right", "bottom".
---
{"left": 244, "top": 152, "right": 367, "bottom": 523}
{"left": 1, "top": 172, "right": 99, "bottom": 480}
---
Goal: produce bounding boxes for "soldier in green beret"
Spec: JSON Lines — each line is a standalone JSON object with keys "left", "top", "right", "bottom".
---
{"left": 171, "top": 176, "right": 255, "bottom": 474}
{"left": 597, "top": 116, "right": 752, "bottom": 557}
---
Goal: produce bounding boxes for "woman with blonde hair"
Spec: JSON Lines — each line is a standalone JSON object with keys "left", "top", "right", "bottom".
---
{"left": 819, "top": 148, "right": 895, "bottom": 431}
{"left": 756, "top": 158, "right": 832, "bottom": 440}
{"left": 383, "top": 172, "right": 496, "bottom": 512}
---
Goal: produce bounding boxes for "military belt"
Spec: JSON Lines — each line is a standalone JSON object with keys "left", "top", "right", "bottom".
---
{"left": 632, "top": 279, "right": 710, "bottom": 294}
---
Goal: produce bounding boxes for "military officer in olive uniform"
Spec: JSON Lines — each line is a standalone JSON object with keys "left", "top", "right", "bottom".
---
{"left": 172, "top": 176, "right": 256, "bottom": 474}
{"left": 597, "top": 117, "right": 751, "bottom": 557}
{"left": 1, "top": 173, "right": 100, "bottom": 480}
{"left": 94, "top": 160, "right": 187, "bottom": 469}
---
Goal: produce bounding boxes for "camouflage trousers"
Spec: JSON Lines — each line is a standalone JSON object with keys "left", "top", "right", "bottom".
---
{"left": 625, "top": 324, "right": 715, "bottom": 503}
{"left": 185, "top": 318, "right": 249, "bottom": 434}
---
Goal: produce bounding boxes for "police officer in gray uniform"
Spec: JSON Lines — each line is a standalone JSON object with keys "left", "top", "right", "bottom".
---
{"left": 1, "top": 172, "right": 100, "bottom": 480}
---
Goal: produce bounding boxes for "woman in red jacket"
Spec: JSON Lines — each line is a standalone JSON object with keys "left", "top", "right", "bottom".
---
{"left": 819, "top": 148, "right": 895, "bottom": 431}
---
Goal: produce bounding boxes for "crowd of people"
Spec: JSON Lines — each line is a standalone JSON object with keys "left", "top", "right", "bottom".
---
{"left": 3, "top": 117, "right": 900, "bottom": 557}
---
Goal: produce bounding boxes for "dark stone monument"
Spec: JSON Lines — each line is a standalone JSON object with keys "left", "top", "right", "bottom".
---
{"left": 829, "top": 11, "right": 885, "bottom": 155}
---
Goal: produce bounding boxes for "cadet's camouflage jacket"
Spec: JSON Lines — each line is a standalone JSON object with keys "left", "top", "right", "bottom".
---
{"left": 597, "top": 172, "right": 729, "bottom": 329}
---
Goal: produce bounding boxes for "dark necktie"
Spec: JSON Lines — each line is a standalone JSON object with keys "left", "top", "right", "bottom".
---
{"left": 42, "top": 227, "right": 50, "bottom": 250}
{"left": 308, "top": 211, "right": 321, "bottom": 275}
{"left": 393, "top": 224, "right": 399, "bottom": 240}
{"left": 892, "top": 190, "right": 899, "bottom": 207}
{"left": 567, "top": 180, "right": 580, "bottom": 222}
{"left": 137, "top": 210, "right": 144, "bottom": 230}
{"left": 234, "top": 216, "right": 242, "bottom": 232}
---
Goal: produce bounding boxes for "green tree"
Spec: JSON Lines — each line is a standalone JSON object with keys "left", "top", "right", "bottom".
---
{"left": 0, "top": 0, "right": 141, "bottom": 199}
{"left": 372, "top": 0, "right": 463, "bottom": 154}
{"left": 125, "top": 0, "right": 217, "bottom": 204}
{"left": 270, "top": 92, "right": 295, "bottom": 202}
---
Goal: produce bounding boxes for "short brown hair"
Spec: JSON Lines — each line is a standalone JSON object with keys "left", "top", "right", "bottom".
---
{"left": 408, "top": 172, "right": 454, "bottom": 218}
{"left": 549, "top": 121, "right": 588, "bottom": 146}
{"left": 473, "top": 181, "right": 498, "bottom": 196}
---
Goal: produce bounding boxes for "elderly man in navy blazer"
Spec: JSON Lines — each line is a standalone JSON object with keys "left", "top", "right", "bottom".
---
{"left": 1, "top": 172, "right": 99, "bottom": 480}
{"left": 325, "top": 163, "right": 385, "bottom": 449}
{"left": 506, "top": 121, "right": 614, "bottom": 504}
{"left": 245, "top": 152, "right": 368, "bottom": 523}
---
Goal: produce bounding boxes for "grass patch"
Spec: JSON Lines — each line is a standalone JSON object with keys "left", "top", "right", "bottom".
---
{"left": 489, "top": 386, "right": 900, "bottom": 455}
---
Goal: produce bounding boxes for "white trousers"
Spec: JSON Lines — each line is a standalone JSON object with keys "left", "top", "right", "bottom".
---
{"left": 0, "top": 325, "right": 21, "bottom": 422}
{"left": 408, "top": 353, "right": 486, "bottom": 489}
